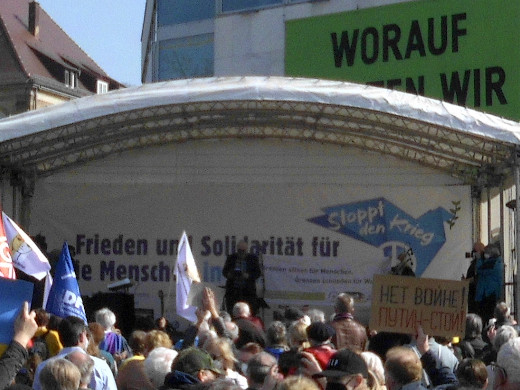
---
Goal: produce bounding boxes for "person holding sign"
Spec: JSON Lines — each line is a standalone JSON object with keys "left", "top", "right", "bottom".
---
{"left": 0, "top": 301, "right": 38, "bottom": 390}
{"left": 222, "top": 240, "right": 261, "bottom": 315}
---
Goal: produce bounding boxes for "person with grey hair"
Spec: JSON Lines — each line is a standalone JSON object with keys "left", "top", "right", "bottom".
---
{"left": 232, "top": 302, "right": 266, "bottom": 349}
{"left": 246, "top": 352, "right": 281, "bottom": 390}
{"left": 95, "top": 308, "right": 131, "bottom": 362}
{"left": 66, "top": 350, "right": 95, "bottom": 389}
{"left": 485, "top": 325, "right": 518, "bottom": 389}
{"left": 328, "top": 293, "right": 367, "bottom": 351}
{"left": 496, "top": 337, "right": 520, "bottom": 388}
{"left": 39, "top": 358, "right": 81, "bottom": 390}
{"left": 265, "top": 321, "right": 289, "bottom": 361}
{"left": 307, "top": 308, "right": 326, "bottom": 323}
{"left": 494, "top": 325, "right": 518, "bottom": 352}
{"left": 457, "top": 314, "right": 488, "bottom": 360}
{"left": 143, "top": 347, "right": 178, "bottom": 387}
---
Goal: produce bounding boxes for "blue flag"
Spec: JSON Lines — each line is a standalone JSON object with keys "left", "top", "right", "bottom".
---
{"left": 45, "top": 242, "right": 87, "bottom": 323}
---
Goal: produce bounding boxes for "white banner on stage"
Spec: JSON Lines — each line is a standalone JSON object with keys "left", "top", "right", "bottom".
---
{"left": 263, "top": 255, "right": 384, "bottom": 308}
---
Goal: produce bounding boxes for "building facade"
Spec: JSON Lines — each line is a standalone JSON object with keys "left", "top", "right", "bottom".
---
{"left": 0, "top": 0, "right": 123, "bottom": 118}
{"left": 141, "top": 0, "right": 413, "bottom": 82}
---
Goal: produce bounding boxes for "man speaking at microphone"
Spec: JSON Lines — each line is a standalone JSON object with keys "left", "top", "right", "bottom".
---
{"left": 222, "top": 240, "right": 261, "bottom": 315}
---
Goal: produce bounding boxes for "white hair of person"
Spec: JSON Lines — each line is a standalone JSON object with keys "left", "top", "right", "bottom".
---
{"left": 497, "top": 337, "right": 520, "bottom": 384}
{"left": 226, "top": 321, "right": 239, "bottom": 341}
{"left": 494, "top": 325, "right": 518, "bottom": 351}
{"left": 307, "top": 308, "right": 326, "bottom": 323}
{"left": 144, "top": 347, "right": 178, "bottom": 388}
{"left": 94, "top": 308, "right": 116, "bottom": 330}
{"left": 198, "top": 329, "right": 218, "bottom": 349}
{"left": 232, "top": 302, "right": 250, "bottom": 318}
{"left": 361, "top": 351, "right": 385, "bottom": 387}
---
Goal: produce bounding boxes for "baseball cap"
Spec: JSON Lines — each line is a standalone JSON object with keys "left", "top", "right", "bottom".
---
{"left": 314, "top": 349, "right": 369, "bottom": 379}
{"left": 173, "top": 347, "right": 222, "bottom": 376}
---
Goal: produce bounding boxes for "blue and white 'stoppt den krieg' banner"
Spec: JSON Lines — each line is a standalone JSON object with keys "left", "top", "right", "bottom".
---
{"left": 264, "top": 197, "right": 460, "bottom": 311}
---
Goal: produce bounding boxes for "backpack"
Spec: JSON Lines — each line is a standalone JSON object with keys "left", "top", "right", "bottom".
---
{"left": 29, "top": 330, "right": 50, "bottom": 360}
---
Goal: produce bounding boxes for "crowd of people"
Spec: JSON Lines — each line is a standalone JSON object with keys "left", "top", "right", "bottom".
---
{"left": 1, "top": 284, "right": 520, "bottom": 390}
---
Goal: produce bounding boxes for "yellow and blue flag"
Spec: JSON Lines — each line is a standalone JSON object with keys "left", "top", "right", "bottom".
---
{"left": 2, "top": 212, "right": 51, "bottom": 281}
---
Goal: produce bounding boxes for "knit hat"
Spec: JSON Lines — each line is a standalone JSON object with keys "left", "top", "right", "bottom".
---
{"left": 314, "top": 349, "right": 368, "bottom": 379}
{"left": 306, "top": 322, "right": 334, "bottom": 343}
{"left": 285, "top": 307, "right": 305, "bottom": 322}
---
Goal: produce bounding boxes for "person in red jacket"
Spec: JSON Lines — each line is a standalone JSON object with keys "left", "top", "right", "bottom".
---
{"left": 304, "top": 322, "right": 336, "bottom": 369}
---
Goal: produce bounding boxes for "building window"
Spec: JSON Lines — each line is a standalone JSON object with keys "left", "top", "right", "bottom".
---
{"left": 158, "top": 34, "right": 214, "bottom": 80}
{"left": 158, "top": 0, "right": 215, "bottom": 25}
{"left": 97, "top": 80, "right": 109, "bottom": 94}
{"left": 64, "top": 69, "right": 77, "bottom": 88}
{"left": 222, "top": 0, "right": 283, "bottom": 12}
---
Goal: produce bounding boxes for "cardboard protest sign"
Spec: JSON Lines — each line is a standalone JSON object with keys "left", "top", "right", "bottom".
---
{"left": 369, "top": 274, "right": 468, "bottom": 338}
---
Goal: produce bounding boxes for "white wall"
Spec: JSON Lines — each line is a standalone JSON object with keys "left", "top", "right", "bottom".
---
{"left": 215, "top": 0, "right": 415, "bottom": 76}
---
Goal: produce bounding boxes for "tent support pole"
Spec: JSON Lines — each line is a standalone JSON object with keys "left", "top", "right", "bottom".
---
{"left": 515, "top": 155, "right": 520, "bottom": 319}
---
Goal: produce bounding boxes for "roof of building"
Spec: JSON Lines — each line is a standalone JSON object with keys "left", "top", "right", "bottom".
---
{"left": 0, "top": 0, "right": 122, "bottom": 90}
{"left": 0, "top": 76, "right": 518, "bottom": 185}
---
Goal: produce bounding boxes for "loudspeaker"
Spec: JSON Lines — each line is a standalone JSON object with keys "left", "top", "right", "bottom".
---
{"left": 83, "top": 293, "right": 135, "bottom": 338}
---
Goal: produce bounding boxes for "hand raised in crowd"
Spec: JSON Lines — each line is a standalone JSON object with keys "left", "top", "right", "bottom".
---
{"left": 487, "top": 323, "right": 497, "bottom": 344}
{"left": 260, "top": 363, "right": 283, "bottom": 390}
{"left": 195, "top": 306, "right": 210, "bottom": 327}
{"left": 301, "top": 351, "right": 322, "bottom": 376}
{"left": 13, "top": 301, "right": 38, "bottom": 348}
{"left": 202, "top": 287, "right": 219, "bottom": 318}
{"left": 416, "top": 325, "right": 430, "bottom": 355}
{"left": 300, "top": 351, "right": 326, "bottom": 387}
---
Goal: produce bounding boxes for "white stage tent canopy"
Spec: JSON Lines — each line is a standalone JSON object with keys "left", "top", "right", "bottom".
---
{"left": 0, "top": 76, "right": 519, "bottom": 184}
{"left": 1, "top": 76, "right": 520, "bottom": 315}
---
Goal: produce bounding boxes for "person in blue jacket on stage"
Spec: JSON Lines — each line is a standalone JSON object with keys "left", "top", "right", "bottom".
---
{"left": 475, "top": 243, "right": 504, "bottom": 324}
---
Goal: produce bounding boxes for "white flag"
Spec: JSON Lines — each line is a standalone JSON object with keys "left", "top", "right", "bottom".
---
{"left": 173, "top": 231, "right": 201, "bottom": 322}
{"left": 2, "top": 212, "right": 51, "bottom": 280}
{"left": 42, "top": 272, "right": 53, "bottom": 308}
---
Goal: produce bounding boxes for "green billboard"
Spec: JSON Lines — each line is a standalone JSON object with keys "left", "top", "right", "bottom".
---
{"left": 285, "top": 0, "right": 520, "bottom": 120}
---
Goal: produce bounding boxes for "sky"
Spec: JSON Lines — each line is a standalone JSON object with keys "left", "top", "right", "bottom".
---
{"left": 37, "top": 0, "right": 147, "bottom": 87}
